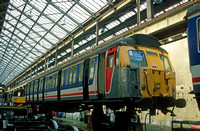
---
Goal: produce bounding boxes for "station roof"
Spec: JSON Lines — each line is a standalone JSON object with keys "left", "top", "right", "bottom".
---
{"left": 0, "top": 0, "right": 109, "bottom": 84}
{"left": 0, "top": 0, "right": 192, "bottom": 86}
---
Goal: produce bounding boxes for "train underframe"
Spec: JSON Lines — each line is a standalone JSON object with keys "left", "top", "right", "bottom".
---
{"left": 25, "top": 97, "right": 182, "bottom": 130}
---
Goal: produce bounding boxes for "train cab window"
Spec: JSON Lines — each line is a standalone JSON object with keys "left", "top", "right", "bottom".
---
{"left": 89, "top": 60, "right": 95, "bottom": 79}
{"left": 108, "top": 53, "right": 115, "bottom": 68}
{"left": 128, "top": 50, "right": 147, "bottom": 67}
{"left": 61, "top": 71, "right": 64, "bottom": 86}
{"left": 198, "top": 19, "right": 200, "bottom": 52}
{"left": 79, "top": 64, "right": 83, "bottom": 82}
{"left": 159, "top": 54, "right": 172, "bottom": 71}
{"left": 69, "top": 68, "right": 73, "bottom": 84}
{"left": 73, "top": 66, "right": 77, "bottom": 83}
{"left": 65, "top": 70, "right": 69, "bottom": 85}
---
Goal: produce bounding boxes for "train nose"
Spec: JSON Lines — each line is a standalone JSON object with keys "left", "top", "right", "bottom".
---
{"left": 140, "top": 69, "right": 175, "bottom": 98}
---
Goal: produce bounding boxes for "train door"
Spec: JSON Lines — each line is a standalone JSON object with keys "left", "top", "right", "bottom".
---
{"left": 83, "top": 58, "right": 90, "bottom": 100}
{"left": 44, "top": 73, "right": 57, "bottom": 101}
{"left": 56, "top": 72, "right": 61, "bottom": 101}
{"left": 98, "top": 52, "right": 106, "bottom": 98}
{"left": 106, "top": 46, "right": 118, "bottom": 94}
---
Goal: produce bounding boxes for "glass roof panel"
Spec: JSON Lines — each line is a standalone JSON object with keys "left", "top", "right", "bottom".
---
{"left": 0, "top": 0, "right": 111, "bottom": 85}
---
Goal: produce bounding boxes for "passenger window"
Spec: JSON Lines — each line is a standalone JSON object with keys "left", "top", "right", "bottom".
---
{"left": 35, "top": 81, "right": 38, "bottom": 93}
{"left": 31, "top": 83, "right": 33, "bottom": 93}
{"left": 198, "top": 19, "right": 200, "bottom": 52}
{"left": 52, "top": 75, "right": 55, "bottom": 88}
{"left": 69, "top": 68, "right": 73, "bottom": 84}
{"left": 79, "top": 64, "right": 83, "bottom": 82}
{"left": 108, "top": 53, "right": 115, "bottom": 68}
{"left": 39, "top": 79, "right": 43, "bottom": 91}
{"left": 73, "top": 66, "right": 77, "bottom": 83}
{"left": 55, "top": 73, "right": 58, "bottom": 88}
{"left": 89, "top": 60, "right": 95, "bottom": 79}
{"left": 61, "top": 71, "right": 64, "bottom": 86}
{"left": 65, "top": 70, "right": 69, "bottom": 85}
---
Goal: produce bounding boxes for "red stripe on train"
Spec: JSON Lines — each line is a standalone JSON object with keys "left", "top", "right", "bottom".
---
{"left": 192, "top": 77, "right": 200, "bottom": 83}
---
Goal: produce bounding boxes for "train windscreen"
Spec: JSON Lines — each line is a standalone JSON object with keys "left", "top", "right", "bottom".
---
{"left": 159, "top": 54, "right": 172, "bottom": 71}
{"left": 128, "top": 50, "right": 147, "bottom": 67}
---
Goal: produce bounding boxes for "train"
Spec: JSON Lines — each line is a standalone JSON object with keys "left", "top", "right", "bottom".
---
{"left": 185, "top": 4, "right": 200, "bottom": 110}
{"left": 4, "top": 34, "right": 178, "bottom": 113}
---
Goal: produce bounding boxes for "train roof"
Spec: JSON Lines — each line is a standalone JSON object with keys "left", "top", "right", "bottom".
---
{"left": 185, "top": 4, "right": 200, "bottom": 19}
{"left": 27, "top": 34, "right": 164, "bottom": 82}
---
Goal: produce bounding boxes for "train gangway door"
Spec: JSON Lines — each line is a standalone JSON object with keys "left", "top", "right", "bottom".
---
{"left": 106, "top": 46, "right": 118, "bottom": 94}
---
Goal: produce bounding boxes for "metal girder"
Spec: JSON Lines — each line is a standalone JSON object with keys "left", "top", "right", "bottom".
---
{"left": 23, "top": 0, "right": 72, "bottom": 35}
{"left": 74, "top": 0, "right": 95, "bottom": 18}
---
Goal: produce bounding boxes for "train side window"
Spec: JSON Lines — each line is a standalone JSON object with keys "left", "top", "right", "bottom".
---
{"left": 53, "top": 75, "right": 55, "bottom": 88}
{"left": 35, "top": 81, "right": 38, "bottom": 92}
{"left": 39, "top": 79, "right": 43, "bottom": 91}
{"left": 89, "top": 60, "right": 95, "bottom": 79}
{"left": 49, "top": 76, "right": 53, "bottom": 89}
{"left": 198, "top": 19, "right": 200, "bottom": 52}
{"left": 69, "top": 68, "right": 73, "bottom": 84}
{"left": 73, "top": 66, "right": 77, "bottom": 83}
{"left": 108, "top": 52, "right": 115, "bottom": 68}
{"left": 55, "top": 73, "right": 58, "bottom": 88}
{"left": 79, "top": 64, "right": 83, "bottom": 82}
{"left": 61, "top": 71, "right": 64, "bottom": 86}
{"left": 65, "top": 70, "right": 69, "bottom": 85}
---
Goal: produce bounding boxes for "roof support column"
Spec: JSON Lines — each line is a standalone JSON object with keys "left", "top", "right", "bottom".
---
{"left": 137, "top": 0, "right": 141, "bottom": 26}
{"left": 30, "top": 68, "right": 32, "bottom": 78}
{"left": 96, "top": 20, "right": 99, "bottom": 46}
{"left": 147, "top": 0, "right": 154, "bottom": 21}
{"left": 44, "top": 58, "right": 47, "bottom": 71}
{"left": 55, "top": 50, "right": 58, "bottom": 66}
{"left": 71, "top": 38, "right": 74, "bottom": 58}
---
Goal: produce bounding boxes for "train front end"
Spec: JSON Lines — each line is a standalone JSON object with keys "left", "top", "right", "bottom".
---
{"left": 117, "top": 35, "right": 176, "bottom": 110}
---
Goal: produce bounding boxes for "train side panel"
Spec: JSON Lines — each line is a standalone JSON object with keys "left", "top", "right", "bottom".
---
{"left": 186, "top": 5, "right": 200, "bottom": 109}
